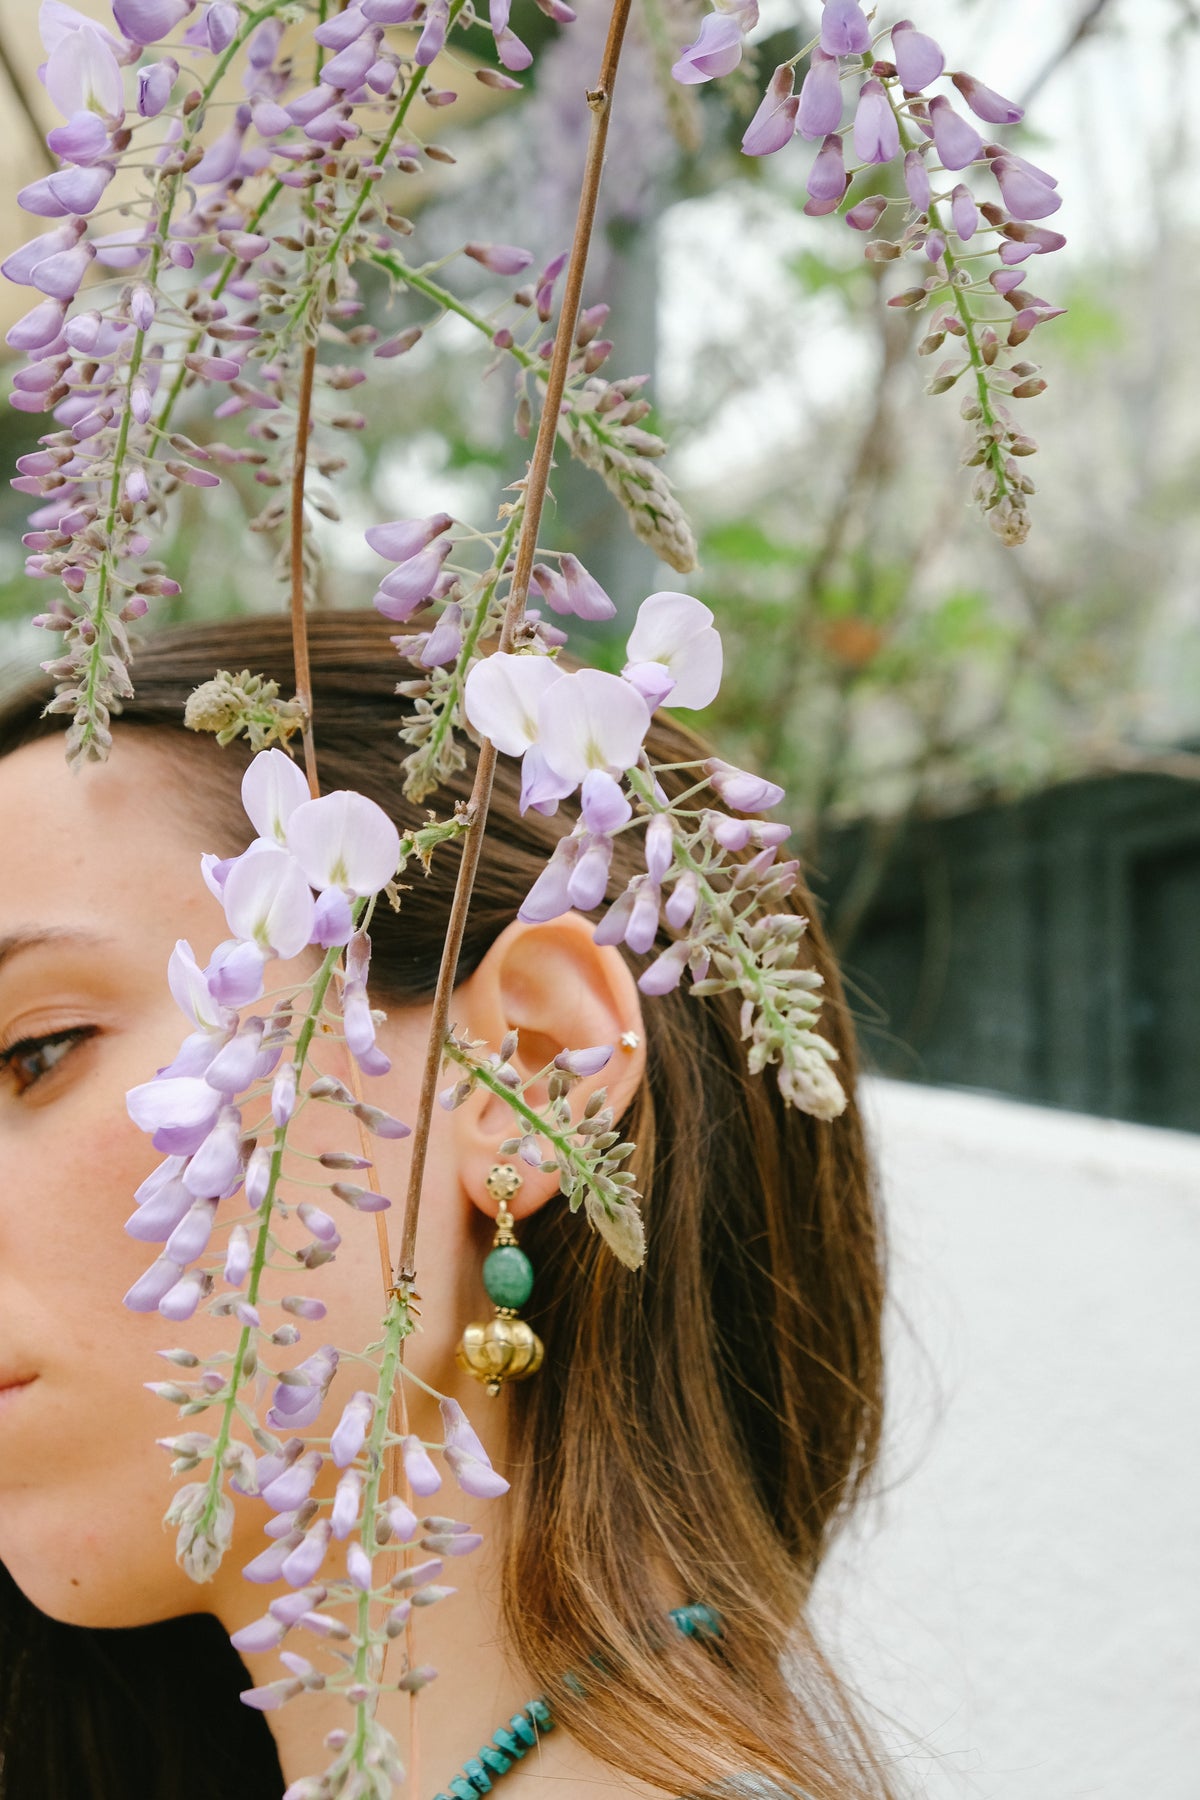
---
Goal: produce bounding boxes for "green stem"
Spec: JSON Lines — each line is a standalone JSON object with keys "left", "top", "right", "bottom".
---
{"left": 443, "top": 1046, "right": 604, "bottom": 1200}
{"left": 368, "top": 250, "right": 539, "bottom": 370}
{"left": 77, "top": 2, "right": 291, "bottom": 756}
{"left": 197, "top": 939, "right": 344, "bottom": 1545}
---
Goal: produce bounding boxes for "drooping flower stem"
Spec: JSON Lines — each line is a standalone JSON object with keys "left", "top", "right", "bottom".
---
{"left": 290, "top": 341, "right": 321, "bottom": 797}
{"left": 393, "top": 0, "right": 635, "bottom": 1291}
{"left": 195, "top": 940, "right": 345, "bottom": 1555}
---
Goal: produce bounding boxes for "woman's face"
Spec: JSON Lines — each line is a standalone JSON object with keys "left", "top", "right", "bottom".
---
{"left": 0, "top": 734, "right": 462, "bottom": 1629}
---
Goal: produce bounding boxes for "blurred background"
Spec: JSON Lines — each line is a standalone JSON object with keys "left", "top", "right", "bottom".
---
{"left": 1, "top": 2, "right": 1198, "bottom": 1795}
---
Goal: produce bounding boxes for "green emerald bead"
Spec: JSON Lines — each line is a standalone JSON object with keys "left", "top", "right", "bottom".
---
{"left": 482, "top": 1244, "right": 534, "bottom": 1310}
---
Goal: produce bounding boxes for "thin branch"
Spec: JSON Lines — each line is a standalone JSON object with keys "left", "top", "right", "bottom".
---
{"left": 394, "top": 0, "right": 634, "bottom": 1290}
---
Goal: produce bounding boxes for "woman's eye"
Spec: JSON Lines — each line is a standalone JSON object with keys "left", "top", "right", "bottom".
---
{"left": 0, "top": 1027, "right": 96, "bottom": 1097}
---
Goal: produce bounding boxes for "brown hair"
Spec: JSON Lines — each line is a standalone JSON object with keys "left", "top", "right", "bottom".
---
{"left": 0, "top": 612, "right": 897, "bottom": 1800}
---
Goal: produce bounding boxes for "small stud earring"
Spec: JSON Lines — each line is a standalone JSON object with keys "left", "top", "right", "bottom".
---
{"left": 619, "top": 1030, "right": 640, "bottom": 1051}
{"left": 456, "top": 1164, "right": 545, "bottom": 1398}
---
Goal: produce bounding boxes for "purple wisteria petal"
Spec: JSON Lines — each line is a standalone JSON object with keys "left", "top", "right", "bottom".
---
{"left": 665, "top": 870, "right": 699, "bottom": 929}
{"left": 221, "top": 844, "right": 316, "bottom": 957}
{"left": 622, "top": 662, "right": 676, "bottom": 709}
{"left": 164, "top": 1198, "right": 216, "bottom": 1265}
{"left": 797, "top": 48, "right": 842, "bottom": 141}
{"left": 904, "top": 149, "right": 931, "bottom": 210}
{"left": 312, "top": 886, "right": 354, "bottom": 948}
{"left": 331, "top": 1391, "right": 374, "bottom": 1467}
{"left": 624, "top": 591, "right": 723, "bottom": 710}
{"left": 31, "top": 243, "right": 94, "bottom": 300}
{"left": 743, "top": 65, "right": 799, "bottom": 157}
{"left": 332, "top": 1469, "right": 364, "bottom": 1538}
{"left": 890, "top": 20, "right": 944, "bottom": 91}
{"left": 556, "top": 553, "right": 616, "bottom": 621}
{"left": 124, "top": 1175, "right": 193, "bottom": 1242}
{"left": 2, "top": 224, "right": 84, "bottom": 288}
{"left": 401, "top": 1435, "right": 442, "bottom": 1496}
{"left": 242, "top": 747, "right": 310, "bottom": 846}
{"left": 371, "top": 541, "right": 452, "bottom": 620}
{"left": 928, "top": 95, "right": 983, "bottom": 171}
{"left": 124, "top": 1256, "right": 184, "bottom": 1311}
{"left": 46, "top": 109, "right": 111, "bottom": 164}
{"left": 806, "top": 133, "right": 847, "bottom": 212}
{"left": 567, "top": 838, "right": 612, "bottom": 909}
{"left": 554, "top": 1043, "right": 615, "bottom": 1078}
{"left": 206, "top": 937, "right": 266, "bottom": 1008}
{"left": 281, "top": 1520, "right": 331, "bottom": 1587}
{"left": 261, "top": 1450, "right": 323, "bottom": 1513}
{"left": 112, "top": 0, "right": 193, "bottom": 43}
{"left": 44, "top": 24, "right": 125, "bottom": 121}
{"left": 991, "top": 156, "right": 1062, "bottom": 220}
{"left": 517, "top": 837, "right": 578, "bottom": 922}
{"left": 463, "top": 651, "right": 564, "bottom": 755}
{"left": 645, "top": 815, "right": 674, "bottom": 884}
{"left": 580, "top": 769, "right": 632, "bottom": 835}
{"left": 127, "top": 1075, "right": 222, "bottom": 1154}
{"left": 537, "top": 670, "right": 651, "bottom": 788}
{"left": 313, "top": 4, "right": 370, "bottom": 48}
{"left": 202, "top": 3, "right": 239, "bottom": 53}
{"left": 415, "top": 0, "right": 448, "bottom": 63}
{"left": 705, "top": 758, "right": 785, "bottom": 813}
{"left": 285, "top": 790, "right": 399, "bottom": 898}
{"left": 464, "top": 241, "right": 533, "bottom": 276}
{"left": 444, "top": 1445, "right": 510, "bottom": 1499}
{"left": 846, "top": 195, "right": 888, "bottom": 230}
{"left": 183, "top": 1107, "right": 244, "bottom": 1197}
{"left": 853, "top": 79, "right": 900, "bottom": 164}
{"left": 819, "top": 0, "right": 870, "bottom": 55}
{"left": 951, "top": 184, "right": 979, "bottom": 240}
{"left": 6, "top": 298, "right": 67, "bottom": 351}
{"left": 638, "top": 943, "right": 690, "bottom": 996}
{"left": 671, "top": 12, "right": 743, "bottom": 85}
{"left": 137, "top": 58, "right": 178, "bottom": 116}
{"left": 951, "top": 71, "right": 1024, "bottom": 125}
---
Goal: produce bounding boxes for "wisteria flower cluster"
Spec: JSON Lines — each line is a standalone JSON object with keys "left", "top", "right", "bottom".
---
{"left": 674, "top": 0, "right": 1065, "bottom": 545}
{"left": 7, "top": 0, "right": 696, "bottom": 767}
{"left": 124, "top": 746, "right": 519, "bottom": 1795}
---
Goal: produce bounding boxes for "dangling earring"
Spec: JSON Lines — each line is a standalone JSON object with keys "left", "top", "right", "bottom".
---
{"left": 456, "top": 1164, "right": 545, "bottom": 1398}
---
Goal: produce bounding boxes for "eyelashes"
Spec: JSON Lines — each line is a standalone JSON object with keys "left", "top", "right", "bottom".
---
{"left": 0, "top": 1026, "right": 97, "bottom": 1097}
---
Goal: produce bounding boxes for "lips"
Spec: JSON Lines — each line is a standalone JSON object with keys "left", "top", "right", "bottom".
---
{"left": 0, "top": 1373, "right": 36, "bottom": 1397}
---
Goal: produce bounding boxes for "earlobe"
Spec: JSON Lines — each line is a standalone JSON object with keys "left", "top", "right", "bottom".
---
{"left": 450, "top": 912, "right": 646, "bottom": 1220}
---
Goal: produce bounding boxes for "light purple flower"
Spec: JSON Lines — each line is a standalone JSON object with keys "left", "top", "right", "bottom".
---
{"left": 518, "top": 835, "right": 579, "bottom": 924}
{"left": 671, "top": 12, "right": 744, "bottom": 85}
{"left": 951, "top": 71, "right": 1024, "bottom": 126}
{"left": 183, "top": 1106, "right": 243, "bottom": 1196}
{"left": 242, "top": 747, "right": 310, "bottom": 846}
{"left": 463, "top": 650, "right": 564, "bottom": 757}
{"left": 124, "top": 1173, "right": 192, "bottom": 1243}
{"left": 201, "top": 2, "right": 238, "bottom": 53}
{"left": 853, "top": 79, "right": 899, "bottom": 164}
{"left": 444, "top": 1446, "right": 510, "bottom": 1499}
{"left": 285, "top": 790, "right": 399, "bottom": 898}
{"left": 2, "top": 223, "right": 85, "bottom": 289}
{"left": 127, "top": 1075, "right": 222, "bottom": 1155}
{"left": 553, "top": 1044, "right": 614, "bottom": 1078}
{"left": 580, "top": 769, "right": 632, "bottom": 836}
{"left": 624, "top": 881, "right": 661, "bottom": 955}
{"left": 230, "top": 1616, "right": 287, "bottom": 1655}
{"left": 665, "top": 870, "right": 699, "bottom": 930}
{"left": 806, "top": 134, "right": 847, "bottom": 213}
{"left": 124, "top": 1255, "right": 184, "bottom": 1311}
{"left": 261, "top": 1450, "right": 323, "bottom": 1514}
{"left": 158, "top": 1268, "right": 207, "bottom": 1321}
{"left": 321, "top": 31, "right": 381, "bottom": 90}
{"left": 705, "top": 758, "right": 785, "bottom": 812}
{"left": 846, "top": 195, "right": 888, "bottom": 231}
{"left": 222, "top": 843, "right": 316, "bottom": 958}
{"left": 164, "top": 1197, "right": 215, "bottom": 1265}
{"left": 312, "top": 887, "right": 354, "bottom": 948}
{"left": 137, "top": 57, "right": 178, "bottom": 116}
{"left": 951, "top": 184, "right": 978, "bottom": 240}
{"left": 566, "top": 836, "right": 612, "bottom": 910}
{"left": 820, "top": 0, "right": 870, "bottom": 55}
{"left": 271, "top": 1063, "right": 297, "bottom": 1128}
{"left": 415, "top": 0, "right": 448, "bottom": 63}
{"left": 332, "top": 1469, "right": 364, "bottom": 1539}
{"left": 418, "top": 602, "right": 464, "bottom": 668}
{"left": 928, "top": 95, "right": 983, "bottom": 171}
{"left": 206, "top": 937, "right": 265, "bottom": 1008}
{"left": 890, "top": 20, "right": 944, "bottom": 91}
{"left": 281, "top": 1519, "right": 331, "bottom": 1588}
{"left": 624, "top": 592, "right": 723, "bottom": 710}
{"left": 743, "top": 65, "right": 799, "bottom": 157}
{"left": 464, "top": 241, "right": 533, "bottom": 276}
{"left": 371, "top": 541, "right": 452, "bottom": 621}
{"left": 44, "top": 22, "right": 124, "bottom": 121}
{"left": 637, "top": 941, "right": 690, "bottom": 997}
{"left": 537, "top": 670, "right": 651, "bottom": 789}
{"left": 331, "top": 1390, "right": 374, "bottom": 1467}
{"left": 313, "top": 4, "right": 369, "bottom": 48}
{"left": 991, "top": 155, "right": 1062, "bottom": 221}
{"left": 267, "top": 1345, "right": 339, "bottom": 1431}
{"left": 797, "top": 48, "right": 842, "bottom": 140}
{"left": 347, "top": 1541, "right": 373, "bottom": 1591}
{"left": 113, "top": 0, "right": 192, "bottom": 43}
{"left": 401, "top": 1435, "right": 442, "bottom": 1496}
{"left": 224, "top": 1224, "right": 250, "bottom": 1286}
{"left": 904, "top": 149, "right": 931, "bottom": 210}
{"left": 342, "top": 979, "right": 391, "bottom": 1079}
{"left": 532, "top": 553, "right": 615, "bottom": 622}
{"left": 46, "top": 110, "right": 110, "bottom": 165}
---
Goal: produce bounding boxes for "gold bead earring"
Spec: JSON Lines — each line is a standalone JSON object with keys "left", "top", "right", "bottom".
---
{"left": 456, "top": 1164, "right": 545, "bottom": 1398}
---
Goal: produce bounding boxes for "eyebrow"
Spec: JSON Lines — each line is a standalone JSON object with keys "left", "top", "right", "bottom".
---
{"left": 0, "top": 927, "right": 114, "bottom": 977}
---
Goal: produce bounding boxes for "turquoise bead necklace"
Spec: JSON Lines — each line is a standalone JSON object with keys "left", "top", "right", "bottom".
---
{"left": 430, "top": 1604, "right": 723, "bottom": 1800}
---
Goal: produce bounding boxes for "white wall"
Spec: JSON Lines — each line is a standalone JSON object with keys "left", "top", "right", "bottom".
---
{"left": 810, "top": 1078, "right": 1200, "bottom": 1800}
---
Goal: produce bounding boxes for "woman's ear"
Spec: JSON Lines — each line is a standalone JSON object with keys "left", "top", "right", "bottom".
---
{"left": 449, "top": 913, "right": 646, "bottom": 1220}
